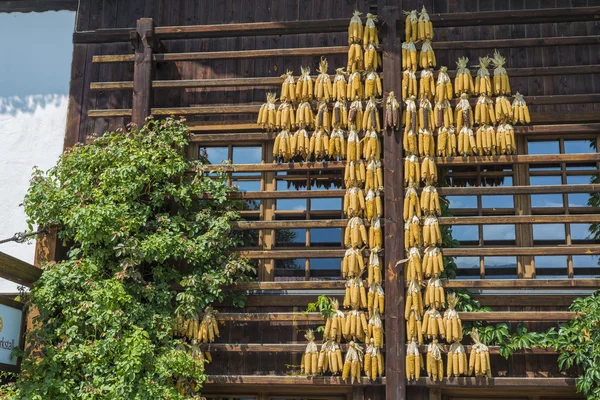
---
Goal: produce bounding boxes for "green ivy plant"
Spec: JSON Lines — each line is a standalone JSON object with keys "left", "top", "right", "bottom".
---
{"left": 0, "top": 119, "right": 255, "bottom": 399}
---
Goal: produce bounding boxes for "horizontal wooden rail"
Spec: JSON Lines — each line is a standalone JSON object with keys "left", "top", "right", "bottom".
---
{"left": 205, "top": 375, "right": 383, "bottom": 386}
{"left": 237, "top": 246, "right": 600, "bottom": 259}
{"left": 410, "top": 377, "right": 576, "bottom": 388}
{"left": 223, "top": 278, "right": 600, "bottom": 291}
{"left": 213, "top": 311, "right": 574, "bottom": 322}
{"left": 0, "top": 251, "right": 41, "bottom": 287}
{"left": 435, "top": 35, "right": 600, "bottom": 50}
{"left": 201, "top": 343, "right": 559, "bottom": 355}
{"left": 90, "top": 65, "right": 600, "bottom": 92}
{"left": 230, "top": 214, "right": 600, "bottom": 230}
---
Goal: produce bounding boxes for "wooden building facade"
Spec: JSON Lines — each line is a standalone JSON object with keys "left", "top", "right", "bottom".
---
{"left": 47, "top": 0, "right": 600, "bottom": 398}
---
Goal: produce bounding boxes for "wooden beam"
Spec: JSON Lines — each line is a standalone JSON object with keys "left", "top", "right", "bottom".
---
{"left": 132, "top": 18, "right": 155, "bottom": 127}
{"left": 205, "top": 375, "right": 384, "bottom": 386}
{"left": 0, "top": 251, "right": 42, "bottom": 288}
{"left": 409, "top": 377, "right": 577, "bottom": 388}
{"left": 222, "top": 278, "right": 600, "bottom": 291}
{"left": 458, "top": 311, "right": 575, "bottom": 321}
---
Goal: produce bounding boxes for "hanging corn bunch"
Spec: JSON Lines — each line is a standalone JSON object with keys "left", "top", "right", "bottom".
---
{"left": 343, "top": 278, "right": 368, "bottom": 311}
{"left": 422, "top": 307, "right": 445, "bottom": 340}
{"left": 291, "top": 128, "right": 309, "bottom": 160}
{"left": 405, "top": 278, "right": 424, "bottom": 318}
{"left": 458, "top": 126, "right": 475, "bottom": 156}
{"left": 491, "top": 49, "right": 511, "bottom": 96}
{"left": 302, "top": 329, "right": 319, "bottom": 376}
{"left": 332, "top": 100, "right": 348, "bottom": 129}
{"left": 512, "top": 92, "right": 531, "bottom": 124}
{"left": 420, "top": 185, "right": 441, "bottom": 216}
{"left": 333, "top": 68, "right": 348, "bottom": 101}
{"left": 455, "top": 93, "right": 473, "bottom": 131}
{"left": 363, "top": 130, "right": 381, "bottom": 159}
{"left": 344, "top": 160, "right": 366, "bottom": 188}
{"left": 385, "top": 92, "right": 400, "bottom": 129}
{"left": 404, "top": 10, "right": 418, "bottom": 42}
{"left": 475, "top": 125, "right": 496, "bottom": 156}
{"left": 495, "top": 95, "right": 513, "bottom": 122}
{"left": 343, "top": 186, "right": 366, "bottom": 217}
{"left": 364, "top": 341, "right": 385, "bottom": 381}
{"left": 365, "top": 189, "right": 377, "bottom": 221}
{"left": 474, "top": 56, "right": 492, "bottom": 96}
{"left": 418, "top": 128, "right": 435, "bottom": 157}
{"left": 328, "top": 128, "right": 346, "bottom": 160}
{"left": 344, "top": 309, "right": 369, "bottom": 342}
{"left": 342, "top": 341, "right": 364, "bottom": 383}
{"left": 315, "top": 57, "right": 333, "bottom": 102}
{"left": 367, "top": 310, "right": 384, "bottom": 348}
{"left": 404, "top": 215, "right": 423, "bottom": 248}
{"left": 455, "top": 57, "right": 474, "bottom": 95}
{"left": 497, "top": 123, "right": 516, "bottom": 155}
{"left": 347, "top": 42, "right": 365, "bottom": 73}
{"left": 342, "top": 248, "right": 364, "bottom": 279}
{"left": 296, "top": 66, "right": 314, "bottom": 101}
{"left": 406, "top": 340, "right": 423, "bottom": 381}
{"left": 315, "top": 101, "right": 332, "bottom": 133}
{"left": 365, "top": 159, "right": 383, "bottom": 191}
{"left": 427, "top": 340, "right": 445, "bottom": 382}
{"left": 404, "top": 155, "right": 421, "bottom": 186}
{"left": 443, "top": 293, "right": 463, "bottom": 343}
{"left": 368, "top": 282, "right": 385, "bottom": 315}
{"left": 369, "top": 217, "right": 382, "bottom": 249}
{"left": 318, "top": 339, "right": 344, "bottom": 375}
{"left": 367, "top": 249, "right": 383, "bottom": 285}
{"left": 403, "top": 185, "right": 421, "bottom": 221}
{"left": 348, "top": 99, "right": 364, "bottom": 130}
{"left": 348, "top": 11, "right": 363, "bottom": 44}
{"left": 447, "top": 341, "right": 468, "bottom": 377}
{"left": 423, "top": 246, "right": 444, "bottom": 278}
{"left": 345, "top": 216, "right": 368, "bottom": 248}
{"left": 365, "top": 70, "right": 382, "bottom": 98}
{"left": 406, "top": 308, "right": 424, "bottom": 344}
{"left": 405, "top": 247, "right": 423, "bottom": 281}
{"left": 423, "top": 215, "right": 442, "bottom": 246}
{"left": 468, "top": 329, "right": 492, "bottom": 377}
{"left": 280, "top": 70, "right": 297, "bottom": 103}
{"left": 436, "top": 126, "right": 457, "bottom": 157}
{"left": 257, "top": 92, "right": 277, "bottom": 131}
{"left": 433, "top": 98, "right": 453, "bottom": 129}
{"left": 363, "top": 97, "right": 381, "bottom": 131}
{"left": 363, "top": 13, "right": 379, "bottom": 46}
{"left": 295, "top": 101, "right": 314, "bottom": 129}
{"left": 346, "top": 128, "right": 361, "bottom": 162}
{"left": 402, "top": 69, "right": 418, "bottom": 102}
{"left": 190, "top": 343, "right": 212, "bottom": 364}
{"left": 419, "top": 69, "right": 435, "bottom": 100}
{"left": 403, "top": 128, "right": 417, "bottom": 156}
{"left": 404, "top": 41, "right": 418, "bottom": 71}
{"left": 273, "top": 129, "right": 292, "bottom": 161}
{"left": 324, "top": 299, "right": 346, "bottom": 342}
{"left": 475, "top": 95, "right": 496, "bottom": 126}
{"left": 174, "top": 306, "right": 220, "bottom": 343}
{"left": 424, "top": 276, "right": 445, "bottom": 309}
{"left": 435, "top": 66, "right": 453, "bottom": 102}
{"left": 418, "top": 6, "right": 433, "bottom": 40}
{"left": 276, "top": 101, "right": 296, "bottom": 130}
{"left": 420, "top": 156, "right": 437, "bottom": 184}
{"left": 309, "top": 129, "right": 329, "bottom": 160}
{"left": 418, "top": 98, "right": 434, "bottom": 132}
{"left": 419, "top": 40, "right": 436, "bottom": 69}
{"left": 404, "top": 95, "right": 417, "bottom": 133}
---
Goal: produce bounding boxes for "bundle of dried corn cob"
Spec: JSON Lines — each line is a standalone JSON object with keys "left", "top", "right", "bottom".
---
{"left": 455, "top": 57, "right": 474, "bottom": 96}
{"left": 363, "top": 98, "right": 381, "bottom": 131}
{"left": 273, "top": 129, "right": 292, "bottom": 161}
{"left": 308, "top": 128, "right": 329, "bottom": 160}
{"left": 343, "top": 278, "right": 368, "bottom": 311}
{"left": 276, "top": 101, "right": 296, "bottom": 130}
{"left": 421, "top": 156, "right": 438, "bottom": 184}
{"left": 435, "top": 66, "right": 453, "bottom": 102}
{"left": 367, "top": 310, "right": 384, "bottom": 348}
{"left": 385, "top": 92, "right": 400, "bottom": 129}
{"left": 318, "top": 339, "right": 344, "bottom": 374}
{"left": 403, "top": 41, "right": 418, "bottom": 72}
{"left": 405, "top": 247, "right": 423, "bottom": 281}
{"left": 367, "top": 282, "right": 385, "bottom": 315}
{"left": 406, "top": 339, "right": 423, "bottom": 381}
{"left": 332, "top": 100, "right": 348, "bottom": 129}
{"left": 424, "top": 276, "right": 445, "bottom": 309}
{"left": 343, "top": 186, "right": 366, "bottom": 217}
{"left": 404, "top": 185, "right": 421, "bottom": 220}
{"left": 475, "top": 95, "right": 496, "bottom": 126}
{"left": 342, "top": 341, "right": 364, "bottom": 383}
{"left": 291, "top": 128, "right": 309, "bottom": 160}
{"left": 323, "top": 299, "right": 346, "bottom": 342}
{"left": 342, "top": 248, "right": 364, "bottom": 279}
{"left": 455, "top": 93, "right": 473, "bottom": 131}
{"left": 447, "top": 341, "right": 468, "bottom": 377}
{"left": 491, "top": 50, "right": 511, "bottom": 96}
{"left": 296, "top": 66, "right": 314, "bottom": 101}
{"left": 474, "top": 56, "right": 492, "bottom": 96}
{"left": 364, "top": 13, "right": 379, "bottom": 46}
{"left": 402, "top": 69, "right": 418, "bottom": 101}
{"left": 315, "top": 101, "right": 331, "bottom": 133}
{"left": 174, "top": 307, "right": 220, "bottom": 343}
{"left": 512, "top": 92, "right": 531, "bottom": 124}
{"left": 348, "top": 11, "right": 363, "bottom": 44}
{"left": 333, "top": 68, "right": 348, "bottom": 101}
{"left": 434, "top": 99, "right": 453, "bottom": 129}
{"left": 315, "top": 57, "right": 333, "bottom": 102}
{"left": 405, "top": 278, "right": 425, "bottom": 318}
{"left": 405, "top": 215, "right": 423, "bottom": 249}
{"left": 302, "top": 329, "right": 319, "bottom": 376}
{"left": 497, "top": 123, "right": 516, "bottom": 155}
{"left": 295, "top": 101, "right": 314, "bottom": 129}
{"left": 418, "top": 6, "right": 434, "bottom": 40}
{"left": 365, "top": 71, "right": 382, "bottom": 98}
{"left": 427, "top": 340, "right": 445, "bottom": 382}
{"left": 458, "top": 126, "right": 475, "bottom": 156}
{"left": 419, "top": 40, "right": 436, "bottom": 69}
{"left": 419, "top": 128, "right": 435, "bottom": 157}
{"left": 363, "top": 130, "right": 381, "bottom": 159}
{"left": 404, "top": 10, "right": 418, "bottom": 42}
{"left": 365, "top": 159, "right": 383, "bottom": 191}
{"left": 364, "top": 341, "right": 385, "bottom": 380}
{"left": 406, "top": 308, "right": 425, "bottom": 344}
{"left": 443, "top": 293, "right": 463, "bottom": 343}
{"left": 345, "top": 216, "right": 368, "bottom": 248}
{"left": 423, "top": 246, "right": 445, "bottom": 278}
{"left": 420, "top": 185, "right": 441, "bottom": 215}
{"left": 422, "top": 307, "right": 445, "bottom": 341}
{"left": 475, "top": 125, "right": 496, "bottom": 156}
{"left": 344, "top": 160, "right": 366, "bottom": 188}
{"left": 369, "top": 217, "right": 382, "bottom": 249}
{"left": 495, "top": 95, "right": 513, "bottom": 122}
{"left": 404, "top": 155, "right": 421, "bottom": 186}
{"left": 419, "top": 69, "right": 435, "bottom": 100}
{"left": 344, "top": 309, "right": 369, "bottom": 342}
{"left": 329, "top": 127, "right": 346, "bottom": 160}
{"left": 468, "top": 329, "right": 492, "bottom": 377}
{"left": 257, "top": 92, "right": 277, "bottom": 131}
{"left": 364, "top": 189, "right": 378, "bottom": 221}
{"left": 436, "top": 126, "right": 457, "bottom": 156}
{"left": 280, "top": 70, "right": 296, "bottom": 103}
{"left": 367, "top": 249, "right": 383, "bottom": 285}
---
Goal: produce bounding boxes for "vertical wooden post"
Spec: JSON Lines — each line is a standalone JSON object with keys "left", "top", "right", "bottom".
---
{"left": 515, "top": 134, "right": 535, "bottom": 278}
{"left": 132, "top": 18, "right": 155, "bottom": 127}
{"left": 381, "top": 6, "right": 405, "bottom": 400}
{"left": 260, "top": 141, "right": 276, "bottom": 281}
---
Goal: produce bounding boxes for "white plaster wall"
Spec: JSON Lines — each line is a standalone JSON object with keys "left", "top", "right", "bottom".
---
{"left": 0, "top": 11, "right": 75, "bottom": 292}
